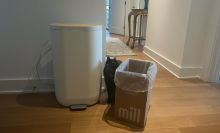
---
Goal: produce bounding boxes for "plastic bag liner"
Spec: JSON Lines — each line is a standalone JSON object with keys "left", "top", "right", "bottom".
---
{"left": 114, "top": 58, "right": 157, "bottom": 92}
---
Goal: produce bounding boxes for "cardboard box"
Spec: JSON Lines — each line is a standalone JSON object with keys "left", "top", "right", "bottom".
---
{"left": 114, "top": 58, "right": 157, "bottom": 127}
{"left": 114, "top": 87, "right": 151, "bottom": 127}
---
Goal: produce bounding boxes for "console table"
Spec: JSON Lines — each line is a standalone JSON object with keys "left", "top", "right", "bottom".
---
{"left": 126, "top": 9, "right": 148, "bottom": 49}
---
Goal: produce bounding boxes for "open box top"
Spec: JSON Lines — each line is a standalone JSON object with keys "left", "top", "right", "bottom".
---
{"left": 114, "top": 58, "right": 157, "bottom": 92}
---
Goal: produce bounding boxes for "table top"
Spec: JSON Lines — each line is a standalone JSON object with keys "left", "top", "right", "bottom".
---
{"left": 130, "top": 9, "right": 148, "bottom": 15}
{"left": 131, "top": 9, "right": 148, "bottom": 11}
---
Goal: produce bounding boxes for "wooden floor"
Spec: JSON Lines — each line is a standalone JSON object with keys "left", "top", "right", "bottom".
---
{"left": 1, "top": 34, "right": 220, "bottom": 133}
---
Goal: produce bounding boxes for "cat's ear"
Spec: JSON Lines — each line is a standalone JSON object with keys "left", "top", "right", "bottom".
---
{"left": 107, "top": 56, "right": 111, "bottom": 62}
{"left": 114, "top": 57, "right": 116, "bottom": 60}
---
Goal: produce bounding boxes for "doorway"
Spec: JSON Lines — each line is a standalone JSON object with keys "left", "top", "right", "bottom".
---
{"left": 108, "top": 0, "right": 126, "bottom": 35}
{"left": 106, "top": 0, "right": 110, "bottom": 31}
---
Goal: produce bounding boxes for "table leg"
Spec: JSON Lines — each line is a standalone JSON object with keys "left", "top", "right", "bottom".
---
{"left": 126, "top": 13, "right": 131, "bottom": 46}
{"left": 131, "top": 15, "right": 138, "bottom": 49}
{"left": 139, "top": 15, "right": 142, "bottom": 44}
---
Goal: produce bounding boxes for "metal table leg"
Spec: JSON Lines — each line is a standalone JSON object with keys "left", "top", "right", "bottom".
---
{"left": 126, "top": 13, "right": 131, "bottom": 46}
{"left": 139, "top": 15, "right": 142, "bottom": 44}
{"left": 131, "top": 15, "right": 138, "bottom": 49}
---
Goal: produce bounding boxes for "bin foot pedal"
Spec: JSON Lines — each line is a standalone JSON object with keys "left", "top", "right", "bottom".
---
{"left": 70, "top": 104, "right": 87, "bottom": 111}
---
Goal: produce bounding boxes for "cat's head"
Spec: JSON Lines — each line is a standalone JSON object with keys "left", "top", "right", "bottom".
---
{"left": 106, "top": 56, "right": 122, "bottom": 70}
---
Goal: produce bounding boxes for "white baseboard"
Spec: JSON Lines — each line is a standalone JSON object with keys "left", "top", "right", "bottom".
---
{"left": 0, "top": 77, "right": 106, "bottom": 94}
{"left": 143, "top": 46, "right": 201, "bottom": 79}
{"left": 0, "top": 79, "right": 55, "bottom": 94}
{"left": 179, "top": 67, "right": 201, "bottom": 78}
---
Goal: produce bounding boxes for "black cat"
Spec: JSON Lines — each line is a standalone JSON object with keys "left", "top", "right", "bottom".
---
{"left": 103, "top": 56, "right": 122, "bottom": 104}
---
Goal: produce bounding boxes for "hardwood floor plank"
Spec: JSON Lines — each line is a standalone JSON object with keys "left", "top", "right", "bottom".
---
{"left": 151, "top": 97, "right": 220, "bottom": 108}
{"left": 151, "top": 91, "right": 186, "bottom": 100}
{"left": 0, "top": 123, "right": 71, "bottom": 133}
{"left": 144, "top": 128, "right": 182, "bottom": 133}
{"left": 151, "top": 106, "right": 219, "bottom": 117}
{"left": 180, "top": 91, "right": 220, "bottom": 99}
{"left": 189, "top": 114, "right": 220, "bottom": 126}
{"left": 179, "top": 125, "right": 220, "bottom": 133}
{"left": 145, "top": 116, "right": 196, "bottom": 129}
{"left": 153, "top": 79, "right": 174, "bottom": 88}
{"left": 212, "top": 105, "right": 220, "bottom": 112}
{"left": 153, "top": 86, "right": 219, "bottom": 93}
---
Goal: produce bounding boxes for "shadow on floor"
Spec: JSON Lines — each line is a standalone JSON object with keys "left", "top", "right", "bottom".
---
{"left": 97, "top": 89, "right": 108, "bottom": 105}
{"left": 209, "top": 83, "right": 220, "bottom": 91}
{"left": 102, "top": 104, "right": 144, "bottom": 132}
{"left": 16, "top": 92, "right": 65, "bottom": 108}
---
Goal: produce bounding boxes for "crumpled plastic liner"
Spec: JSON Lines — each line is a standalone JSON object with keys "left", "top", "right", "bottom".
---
{"left": 114, "top": 58, "right": 157, "bottom": 92}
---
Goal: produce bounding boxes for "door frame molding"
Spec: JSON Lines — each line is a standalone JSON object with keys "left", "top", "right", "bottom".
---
{"left": 202, "top": 13, "right": 220, "bottom": 82}
{"left": 206, "top": 13, "right": 220, "bottom": 82}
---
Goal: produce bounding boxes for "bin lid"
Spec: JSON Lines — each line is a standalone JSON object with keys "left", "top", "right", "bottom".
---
{"left": 50, "top": 23, "right": 102, "bottom": 30}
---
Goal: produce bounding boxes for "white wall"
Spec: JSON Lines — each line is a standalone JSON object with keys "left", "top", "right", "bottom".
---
{"left": 139, "top": 0, "right": 147, "bottom": 38}
{"left": 144, "top": 0, "right": 192, "bottom": 67}
{"left": 0, "top": 0, "right": 106, "bottom": 92}
{"left": 182, "top": 0, "right": 212, "bottom": 67}
{"left": 201, "top": 0, "right": 220, "bottom": 81}
{"left": 139, "top": 0, "right": 145, "bottom": 9}
{"left": 143, "top": 0, "right": 219, "bottom": 79}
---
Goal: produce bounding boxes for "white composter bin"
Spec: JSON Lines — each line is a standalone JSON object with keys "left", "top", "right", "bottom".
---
{"left": 50, "top": 23, "right": 102, "bottom": 108}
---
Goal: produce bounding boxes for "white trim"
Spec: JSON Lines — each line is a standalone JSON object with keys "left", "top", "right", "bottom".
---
{"left": 0, "top": 56, "right": 104, "bottom": 94}
{"left": 143, "top": 49, "right": 180, "bottom": 78}
{"left": 0, "top": 79, "right": 55, "bottom": 94}
{"left": 145, "top": 47, "right": 181, "bottom": 68}
{"left": 0, "top": 77, "right": 106, "bottom": 94}
{"left": 143, "top": 46, "right": 201, "bottom": 79}
{"left": 179, "top": 67, "right": 201, "bottom": 78}
{"left": 207, "top": 13, "right": 220, "bottom": 82}
{"left": 0, "top": 90, "right": 55, "bottom": 94}
{"left": 200, "top": 1, "right": 220, "bottom": 82}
